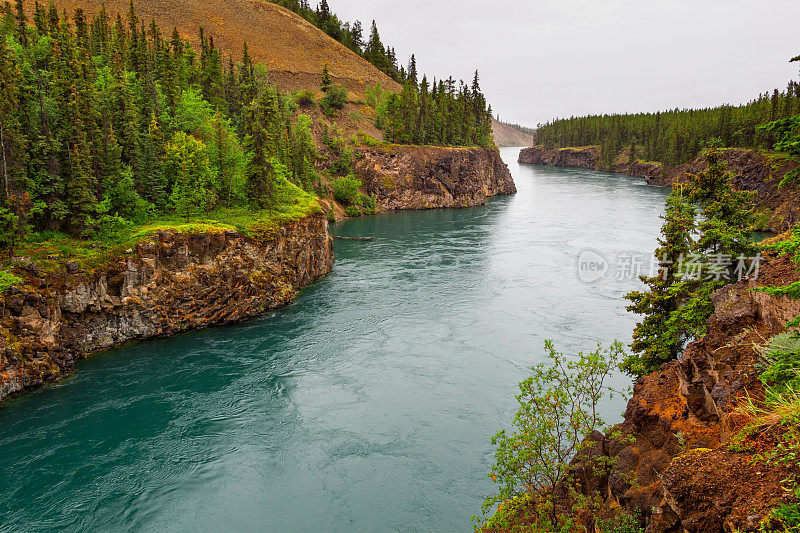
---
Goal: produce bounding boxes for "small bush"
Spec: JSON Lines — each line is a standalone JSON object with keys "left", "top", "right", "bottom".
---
{"left": 344, "top": 205, "right": 362, "bottom": 217}
{"left": 93, "top": 214, "right": 134, "bottom": 241}
{"left": 332, "top": 175, "right": 362, "bottom": 205}
{"left": 292, "top": 90, "right": 317, "bottom": 108}
{"left": 320, "top": 84, "right": 348, "bottom": 116}
{"left": 474, "top": 340, "right": 628, "bottom": 530}
{"left": 356, "top": 131, "right": 380, "bottom": 147}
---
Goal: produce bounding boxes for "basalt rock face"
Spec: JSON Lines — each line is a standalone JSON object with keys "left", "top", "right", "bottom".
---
{"left": 518, "top": 145, "right": 601, "bottom": 169}
{"left": 571, "top": 253, "right": 800, "bottom": 532}
{"left": 519, "top": 145, "right": 800, "bottom": 232}
{"left": 0, "top": 215, "right": 334, "bottom": 402}
{"left": 355, "top": 146, "right": 516, "bottom": 212}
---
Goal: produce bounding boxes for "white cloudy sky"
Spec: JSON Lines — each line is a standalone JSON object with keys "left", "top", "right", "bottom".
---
{"left": 330, "top": 0, "right": 800, "bottom": 126}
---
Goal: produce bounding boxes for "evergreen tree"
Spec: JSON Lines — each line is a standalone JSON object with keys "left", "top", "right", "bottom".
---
{"left": 623, "top": 185, "right": 695, "bottom": 376}
{"left": 243, "top": 87, "right": 280, "bottom": 208}
{"left": 0, "top": 37, "right": 25, "bottom": 203}
{"left": 321, "top": 63, "right": 331, "bottom": 93}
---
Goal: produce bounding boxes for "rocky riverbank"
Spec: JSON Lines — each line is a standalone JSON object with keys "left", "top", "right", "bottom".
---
{"left": 581, "top": 251, "right": 800, "bottom": 531}
{"left": 0, "top": 215, "right": 334, "bottom": 402}
{"left": 355, "top": 145, "right": 516, "bottom": 212}
{"left": 519, "top": 145, "right": 800, "bottom": 232}
{"left": 492, "top": 250, "right": 800, "bottom": 532}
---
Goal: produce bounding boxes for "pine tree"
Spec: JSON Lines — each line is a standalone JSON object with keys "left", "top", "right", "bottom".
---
{"left": 14, "top": 0, "right": 28, "bottom": 47}
{"left": 321, "top": 63, "right": 331, "bottom": 93}
{"left": 317, "top": 0, "right": 329, "bottom": 22}
{"left": 0, "top": 37, "right": 25, "bottom": 204}
{"left": 243, "top": 88, "right": 279, "bottom": 208}
{"left": 408, "top": 54, "right": 417, "bottom": 85}
{"left": 623, "top": 185, "right": 696, "bottom": 376}
{"left": 139, "top": 113, "right": 166, "bottom": 207}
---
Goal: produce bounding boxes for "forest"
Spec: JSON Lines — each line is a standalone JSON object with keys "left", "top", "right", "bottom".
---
{"left": 533, "top": 77, "right": 800, "bottom": 167}
{"left": 0, "top": 0, "right": 494, "bottom": 247}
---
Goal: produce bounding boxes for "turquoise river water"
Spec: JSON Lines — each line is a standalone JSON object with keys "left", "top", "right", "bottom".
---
{"left": 0, "top": 148, "right": 669, "bottom": 532}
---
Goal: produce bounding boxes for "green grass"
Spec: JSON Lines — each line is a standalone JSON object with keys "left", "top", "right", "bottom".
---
{"left": 6, "top": 178, "right": 322, "bottom": 276}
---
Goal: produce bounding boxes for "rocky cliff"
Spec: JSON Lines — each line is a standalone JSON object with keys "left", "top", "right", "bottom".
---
{"left": 0, "top": 215, "right": 334, "bottom": 402}
{"left": 519, "top": 145, "right": 800, "bottom": 232}
{"left": 355, "top": 146, "right": 517, "bottom": 212}
{"left": 491, "top": 251, "right": 800, "bottom": 532}
{"left": 574, "top": 252, "right": 800, "bottom": 532}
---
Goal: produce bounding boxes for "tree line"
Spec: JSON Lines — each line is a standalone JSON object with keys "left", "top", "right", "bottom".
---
{"left": 270, "top": 0, "right": 413, "bottom": 84}
{"left": 533, "top": 79, "right": 800, "bottom": 167}
{"left": 371, "top": 71, "right": 494, "bottom": 147}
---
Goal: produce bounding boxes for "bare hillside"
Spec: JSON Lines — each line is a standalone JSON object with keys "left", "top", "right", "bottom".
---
{"left": 491, "top": 119, "right": 534, "bottom": 147}
{"left": 50, "top": 0, "right": 400, "bottom": 96}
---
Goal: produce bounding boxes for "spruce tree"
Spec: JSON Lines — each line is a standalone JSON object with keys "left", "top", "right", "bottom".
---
{"left": 623, "top": 185, "right": 695, "bottom": 376}
{"left": 320, "top": 63, "right": 331, "bottom": 93}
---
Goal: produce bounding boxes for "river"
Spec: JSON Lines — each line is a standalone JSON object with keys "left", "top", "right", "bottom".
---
{"left": 0, "top": 148, "right": 669, "bottom": 532}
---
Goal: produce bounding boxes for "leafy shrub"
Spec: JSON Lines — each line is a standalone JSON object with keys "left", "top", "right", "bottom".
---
{"left": 344, "top": 205, "right": 362, "bottom": 217}
{"left": 474, "top": 340, "right": 627, "bottom": 530}
{"left": 332, "top": 175, "right": 362, "bottom": 205}
{"left": 320, "top": 84, "right": 348, "bottom": 116}
{"left": 355, "top": 131, "right": 380, "bottom": 147}
{"left": 292, "top": 90, "right": 317, "bottom": 108}
{"left": 108, "top": 167, "right": 155, "bottom": 223}
{"left": 93, "top": 214, "right": 134, "bottom": 240}
{"left": 732, "top": 332, "right": 800, "bottom": 531}
{"left": 0, "top": 208, "right": 21, "bottom": 256}
{"left": 757, "top": 333, "right": 800, "bottom": 396}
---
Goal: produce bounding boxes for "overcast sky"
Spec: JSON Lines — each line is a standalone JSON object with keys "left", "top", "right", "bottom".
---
{"left": 330, "top": 0, "right": 800, "bottom": 126}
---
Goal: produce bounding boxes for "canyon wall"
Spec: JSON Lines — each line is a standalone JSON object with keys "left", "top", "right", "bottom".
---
{"left": 0, "top": 215, "right": 334, "bottom": 402}
{"left": 573, "top": 252, "right": 800, "bottom": 532}
{"left": 355, "top": 146, "right": 517, "bottom": 212}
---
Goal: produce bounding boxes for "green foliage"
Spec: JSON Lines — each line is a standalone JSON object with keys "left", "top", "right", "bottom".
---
{"left": 165, "top": 132, "right": 217, "bottom": 220}
{"left": 757, "top": 221, "right": 800, "bottom": 327}
{"left": 355, "top": 131, "right": 380, "bottom": 147}
{"left": 107, "top": 167, "right": 154, "bottom": 223}
{"left": 624, "top": 146, "right": 757, "bottom": 377}
{"left": 320, "top": 63, "right": 331, "bottom": 93}
{"left": 0, "top": 3, "right": 324, "bottom": 244}
{"left": 331, "top": 174, "right": 375, "bottom": 217}
{"left": 0, "top": 270, "right": 22, "bottom": 294}
{"left": 292, "top": 89, "right": 316, "bottom": 108}
{"left": 0, "top": 207, "right": 21, "bottom": 255}
{"left": 475, "top": 340, "right": 627, "bottom": 530}
{"left": 320, "top": 83, "right": 348, "bottom": 116}
{"left": 377, "top": 75, "right": 494, "bottom": 147}
{"left": 332, "top": 174, "right": 362, "bottom": 205}
{"left": 289, "top": 114, "right": 317, "bottom": 191}
{"left": 93, "top": 213, "right": 133, "bottom": 240}
{"left": 731, "top": 331, "right": 800, "bottom": 532}
{"left": 323, "top": 126, "right": 356, "bottom": 175}
{"left": 624, "top": 185, "right": 695, "bottom": 376}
